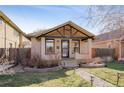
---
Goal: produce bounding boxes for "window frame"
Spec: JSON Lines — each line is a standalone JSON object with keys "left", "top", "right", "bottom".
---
{"left": 72, "top": 39, "right": 80, "bottom": 54}
{"left": 45, "top": 38, "right": 55, "bottom": 54}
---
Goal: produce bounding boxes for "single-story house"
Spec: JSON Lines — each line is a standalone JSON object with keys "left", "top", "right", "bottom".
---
{"left": 93, "top": 30, "right": 124, "bottom": 60}
{"left": 28, "top": 21, "right": 95, "bottom": 60}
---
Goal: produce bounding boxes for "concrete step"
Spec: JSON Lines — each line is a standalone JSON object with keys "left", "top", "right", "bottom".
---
{"left": 61, "top": 59, "right": 79, "bottom": 68}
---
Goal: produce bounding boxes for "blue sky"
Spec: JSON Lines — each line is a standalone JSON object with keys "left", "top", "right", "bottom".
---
{"left": 0, "top": 5, "right": 100, "bottom": 35}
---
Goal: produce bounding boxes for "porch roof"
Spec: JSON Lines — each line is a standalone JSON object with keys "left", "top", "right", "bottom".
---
{"left": 28, "top": 21, "right": 95, "bottom": 39}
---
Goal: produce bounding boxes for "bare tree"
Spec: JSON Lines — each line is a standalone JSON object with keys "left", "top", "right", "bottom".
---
{"left": 86, "top": 6, "right": 124, "bottom": 34}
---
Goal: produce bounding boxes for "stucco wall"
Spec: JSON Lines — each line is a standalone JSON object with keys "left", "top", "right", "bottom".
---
{"left": 75, "top": 39, "right": 92, "bottom": 59}
{"left": 0, "top": 18, "right": 30, "bottom": 48}
{"left": 22, "top": 35, "right": 31, "bottom": 48}
{"left": 93, "top": 40, "right": 120, "bottom": 49}
{"left": 6, "top": 23, "right": 20, "bottom": 48}
{"left": 93, "top": 42, "right": 108, "bottom": 48}
{"left": 80, "top": 40, "right": 89, "bottom": 54}
{"left": 0, "top": 21, "right": 20, "bottom": 48}
{"left": 31, "top": 37, "right": 41, "bottom": 57}
{"left": 0, "top": 21, "right": 4, "bottom": 48}
{"left": 31, "top": 37, "right": 92, "bottom": 60}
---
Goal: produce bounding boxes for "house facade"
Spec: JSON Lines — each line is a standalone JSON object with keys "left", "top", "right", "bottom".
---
{"left": 28, "top": 21, "right": 95, "bottom": 60}
{"left": 0, "top": 11, "right": 30, "bottom": 48}
{"left": 93, "top": 30, "right": 124, "bottom": 60}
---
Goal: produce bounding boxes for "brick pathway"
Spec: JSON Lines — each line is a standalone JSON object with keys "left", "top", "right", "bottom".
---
{"left": 75, "top": 68, "right": 115, "bottom": 87}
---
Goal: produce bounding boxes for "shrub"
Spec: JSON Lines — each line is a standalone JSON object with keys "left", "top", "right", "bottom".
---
{"left": 26, "top": 53, "right": 60, "bottom": 68}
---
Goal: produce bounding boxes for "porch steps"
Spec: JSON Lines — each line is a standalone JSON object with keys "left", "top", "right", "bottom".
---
{"left": 60, "top": 59, "right": 79, "bottom": 68}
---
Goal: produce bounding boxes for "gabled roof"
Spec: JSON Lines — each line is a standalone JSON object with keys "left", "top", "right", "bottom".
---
{"left": 28, "top": 21, "right": 95, "bottom": 38}
{"left": 0, "top": 11, "right": 28, "bottom": 38}
{"left": 94, "top": 30, "right": 124, "bottom": 42}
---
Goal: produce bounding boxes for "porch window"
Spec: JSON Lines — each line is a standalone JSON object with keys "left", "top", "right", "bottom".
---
{"left": 72, "top": 40, "right": 80, "bottom": 54}
{"left": 45, "top": 39, "right": 55, "bottom": 54}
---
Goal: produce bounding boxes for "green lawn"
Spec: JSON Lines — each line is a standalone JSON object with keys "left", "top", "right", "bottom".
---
{"left": 0, "top": 69, "right": 90, "bottom": 87}
{"left": 107, "top": 62, "right": 124, "bottom": 71}
{"left": 84, "top": 62, "right": 124, "bottom": 87}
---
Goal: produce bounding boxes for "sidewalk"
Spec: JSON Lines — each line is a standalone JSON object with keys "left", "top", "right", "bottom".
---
{"left": 75, "top": 68, "right": 115, "bottom": 87}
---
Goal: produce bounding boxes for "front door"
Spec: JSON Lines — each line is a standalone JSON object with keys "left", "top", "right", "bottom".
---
{"left": 61, "top": 40, "right": 69, "bottom": 58}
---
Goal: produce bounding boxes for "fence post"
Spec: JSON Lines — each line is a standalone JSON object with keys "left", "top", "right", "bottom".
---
{"left": 117, "top": 73, "right": 120, "bottom": 86}
{"left": 91, "top": 76, "right": 94, "bottom": 86}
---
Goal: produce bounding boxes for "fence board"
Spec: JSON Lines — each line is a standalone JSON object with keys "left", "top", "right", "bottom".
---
{"left": 92, "top": 48, "right": 116, "bottom": 59}
{"left": 0, "top": 48, "right": 31, "bottom": 64}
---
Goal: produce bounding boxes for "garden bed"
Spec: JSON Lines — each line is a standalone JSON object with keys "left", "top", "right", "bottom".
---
{"left": 24, "top": 66, "right": 63, "bottom": 73}
{"left": 80, "top": 63, "right": 105, "bottom": 68}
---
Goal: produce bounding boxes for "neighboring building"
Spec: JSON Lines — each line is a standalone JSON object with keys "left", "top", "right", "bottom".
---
{"left": 93, "top": 30, "right": 124, "bottom": 60}
{"left": 28, "top": 21, "right": 95, "bottom": 60}
{"left": 0, "top": 11, "right": 30, "bottom": 48}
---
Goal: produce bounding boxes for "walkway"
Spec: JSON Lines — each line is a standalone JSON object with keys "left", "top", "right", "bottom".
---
{"left": 75, "top": 68, "right": 115, "bottom": 87}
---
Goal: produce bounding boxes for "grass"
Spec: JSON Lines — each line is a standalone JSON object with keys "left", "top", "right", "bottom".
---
{"left": 107, "top": 61, "right": 124, "bottom": 71}
{"left": 0, "top": 69, "right": 90, "bottom": 87}
{"left": 84, "top": 61, "right": 124, "bottom": 87}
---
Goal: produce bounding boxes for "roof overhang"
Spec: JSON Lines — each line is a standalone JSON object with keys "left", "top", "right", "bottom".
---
{"left": 28, "top": 21, "right": 95, "bottom": 40}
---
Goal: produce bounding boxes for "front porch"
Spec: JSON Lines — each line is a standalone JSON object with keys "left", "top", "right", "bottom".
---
{"left": 31, "top": 21, "right": 95, "bottom": 62}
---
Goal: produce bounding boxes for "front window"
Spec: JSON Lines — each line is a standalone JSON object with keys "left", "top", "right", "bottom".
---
{"left": 45, "top": 39, "right": 55, "bottom": 54}
{"left": 72, "top": 40, "right": 80, "bottom": 54}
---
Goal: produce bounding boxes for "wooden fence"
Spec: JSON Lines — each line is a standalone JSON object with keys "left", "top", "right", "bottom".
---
{"left": 0, "top": 48, "right": 31, "bottom": 64}
{"left": 92, "top": 48, "right": 117, "bottom": 59}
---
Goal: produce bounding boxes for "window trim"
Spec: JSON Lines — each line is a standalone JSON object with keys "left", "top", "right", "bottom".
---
{"left": 45, "top": 38, "right": 55, "bottom": 54}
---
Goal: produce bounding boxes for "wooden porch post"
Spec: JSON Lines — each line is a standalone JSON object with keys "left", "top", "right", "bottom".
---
{"left": 41, "top": 37, "right": 45, "bottom": 59}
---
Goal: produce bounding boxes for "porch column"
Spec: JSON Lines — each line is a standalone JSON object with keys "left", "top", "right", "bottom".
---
{"left": 69, "top": 39, "right": 72, "bottom": 58}
{"left": 55, "top": 38, "right": 61, "bottom": 59}
{"left": 41, "top": 37, "right": 45, "bottom": 59}
{"left": 88, "top": 38, "right": 92, "bottom": 59}
{"left": 119, "top": 40, "right": 122, "bottom": 60}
